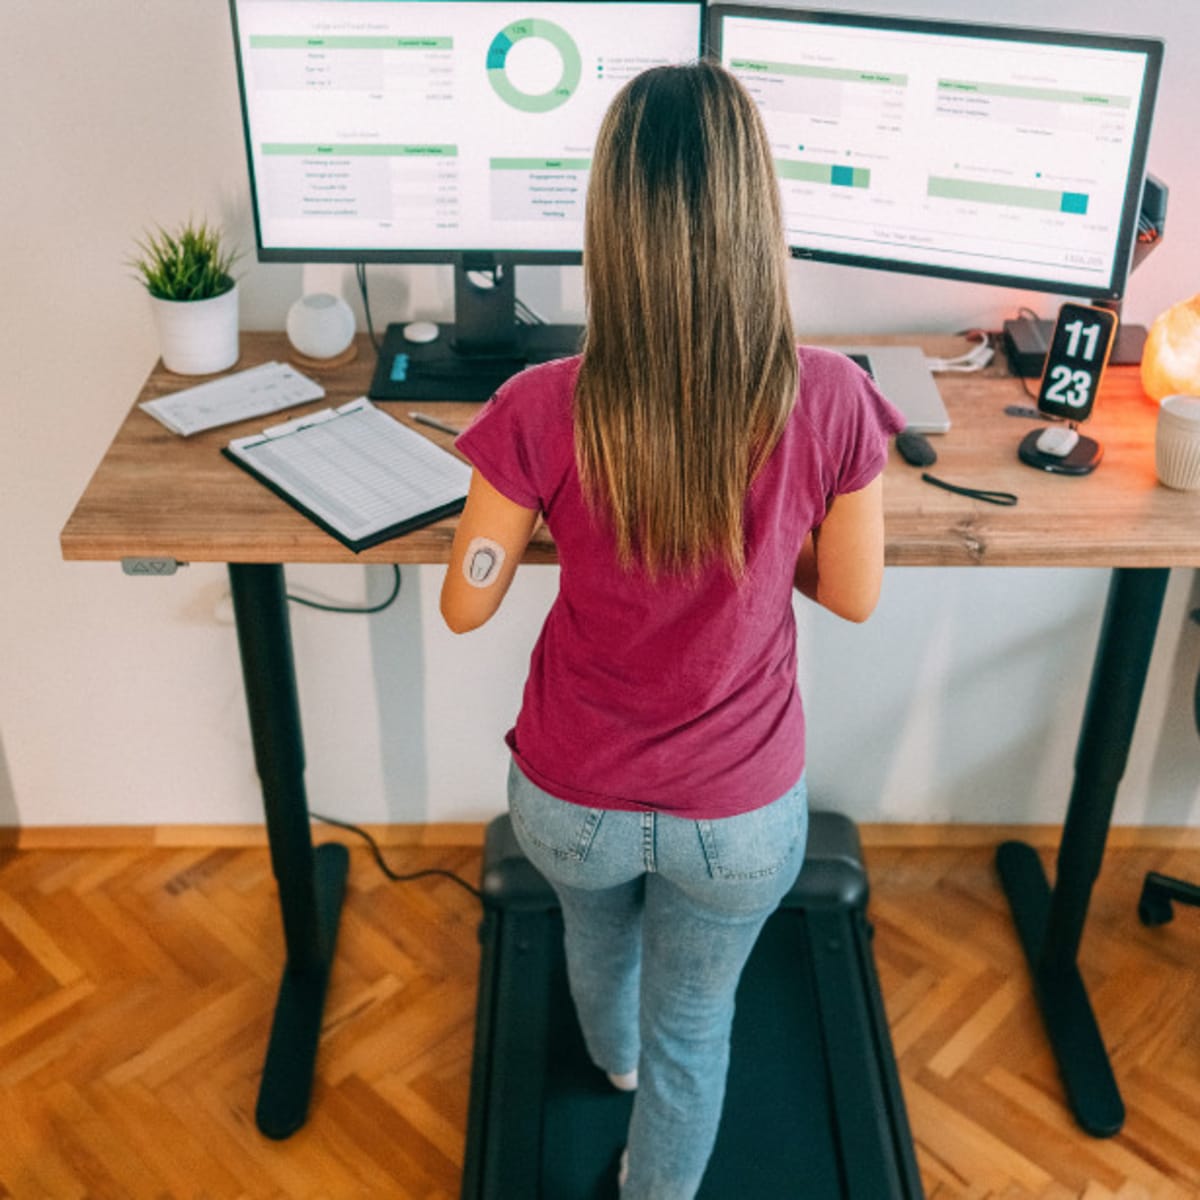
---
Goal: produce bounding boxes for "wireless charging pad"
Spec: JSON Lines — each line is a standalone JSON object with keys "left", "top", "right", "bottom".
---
{"left": 1018, "top": 428, "right": 1103, "bottom": 475}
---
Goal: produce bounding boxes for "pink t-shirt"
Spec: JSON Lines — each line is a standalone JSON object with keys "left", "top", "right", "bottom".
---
{"left": 455, "top": 346, "right": 905, "bottom": 818}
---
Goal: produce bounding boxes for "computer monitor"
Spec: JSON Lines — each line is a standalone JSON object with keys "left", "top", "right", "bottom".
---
{"left": 229, "top": 0, "right": 703, "bottom": 397}
{"left": 709, "top": 7, "right": 1162, "bottom": 307}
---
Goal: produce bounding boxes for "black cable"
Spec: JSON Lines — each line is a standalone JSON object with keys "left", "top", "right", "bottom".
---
{"left": 1013, "top": 306, "right": 1045, "bottom": 400}
{"left": 356, "top": 262, "right": 382, "bottom": 354}
{"left": 287, "top": 564, "right": 402, "bottom": 614}
{"left": 920, "top": 472, "right": 1018, "bottom": 506}
{"left": 310, "top": 810, "right": 484, "bottom": 901}
{"left": 1193, "top": 608, "right": 1200, "bottom": 740}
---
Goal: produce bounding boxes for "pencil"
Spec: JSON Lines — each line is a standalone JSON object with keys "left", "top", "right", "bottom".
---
{"left": 408, "top": 411, "right": 462, "bottom": 437}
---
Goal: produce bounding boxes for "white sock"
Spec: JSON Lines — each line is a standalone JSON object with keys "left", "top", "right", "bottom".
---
{"left": 619, "top": 1147, "right": 630, "bottom": 1188}
{"left": 607, "top": 1068, "right": 638, "bottom": 1092}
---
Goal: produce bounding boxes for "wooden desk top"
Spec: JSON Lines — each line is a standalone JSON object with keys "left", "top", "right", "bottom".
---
{"left": 61, "top": 331, "right": 1200, "bottom": 569}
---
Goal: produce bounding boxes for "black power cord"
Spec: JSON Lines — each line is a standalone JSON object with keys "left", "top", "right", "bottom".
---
{"left": 1193, "top": 608, "right": 1200, "bottom": 739}
{"left": 311, "top": 809, "right": 483, "bottom": 901}
{"left": 354, "top": 260, "right": 544, "bottom": 362}
{"left": 285, "top": 567, "right": 471, "bottom": 891}
{"left": 355, "top": 262, "right": 382, "bottom": 355}
{"left": 1014, "top": 306, "right": 1044, "bottom": 401}
{"left": 286, "top": 564, "right": 402, "bottom": 615}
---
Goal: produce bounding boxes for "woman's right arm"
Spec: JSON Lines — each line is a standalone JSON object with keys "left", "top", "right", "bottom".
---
{"left": 793, "top": 475, "right": 885, "bottom": 623}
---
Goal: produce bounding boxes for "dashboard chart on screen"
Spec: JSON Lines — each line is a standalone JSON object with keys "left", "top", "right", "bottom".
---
{"left": 232, "top": 0, "right": 701, "bottom": 256}
{"left": 713, "top": 8, "right": 1160, "bottom": 298}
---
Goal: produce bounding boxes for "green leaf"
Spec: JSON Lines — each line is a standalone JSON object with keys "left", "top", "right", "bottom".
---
{"left": 128, "top": 217, "right": 241, "bottom": 300}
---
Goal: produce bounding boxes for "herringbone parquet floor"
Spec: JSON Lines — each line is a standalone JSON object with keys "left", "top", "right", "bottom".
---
{"left": 1, "top": 833, "right": 1198, "bottom": 1199}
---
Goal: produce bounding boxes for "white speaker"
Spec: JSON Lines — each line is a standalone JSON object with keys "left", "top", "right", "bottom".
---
{"left": 286, "top": 292, "right": 357, "bottom": 367}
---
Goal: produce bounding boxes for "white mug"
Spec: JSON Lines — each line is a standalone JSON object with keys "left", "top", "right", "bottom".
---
{"left": 1155, "top": 394, "right": 1200, "bottom": 491}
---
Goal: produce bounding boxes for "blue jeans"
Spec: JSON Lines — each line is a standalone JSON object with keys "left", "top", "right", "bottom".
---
{"left": 507, "top": 760, "right": 809, "bottom": 1200}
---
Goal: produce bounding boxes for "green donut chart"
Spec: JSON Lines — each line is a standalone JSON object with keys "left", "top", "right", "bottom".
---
{"left": 487, "top": 18, "right": 582, "bottom": 112}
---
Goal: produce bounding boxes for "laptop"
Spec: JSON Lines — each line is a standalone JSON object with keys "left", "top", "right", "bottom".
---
{"left": 830, "top": 345, "right": 951, "bottom": 434}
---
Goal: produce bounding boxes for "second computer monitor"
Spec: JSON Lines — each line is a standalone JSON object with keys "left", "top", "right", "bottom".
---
{"left": 710, "top": 6, "right": 1162, "bottom": 301}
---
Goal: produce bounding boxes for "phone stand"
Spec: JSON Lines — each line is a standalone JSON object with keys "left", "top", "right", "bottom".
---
{"left": 1018, "top": 427, "right": 1103, "bottom": 475}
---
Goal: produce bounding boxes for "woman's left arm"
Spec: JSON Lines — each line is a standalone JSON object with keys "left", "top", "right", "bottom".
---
{"left": 440, "top": 469, "right": 540, "bottom": 633}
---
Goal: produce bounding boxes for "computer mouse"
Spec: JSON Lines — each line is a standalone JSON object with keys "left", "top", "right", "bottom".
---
{"left": 403, "top": 320, "right": 440, "bottom": 344}
{"left": 1035, "top": 425, "right": 1080, "bottom": 458}
{"left": 895, "top": 430, "right": 937, "bottom": 467}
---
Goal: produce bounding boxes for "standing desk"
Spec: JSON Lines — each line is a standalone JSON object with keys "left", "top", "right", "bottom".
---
{"left": 61, "top": 331, "right": 1200, "bottom": 1148}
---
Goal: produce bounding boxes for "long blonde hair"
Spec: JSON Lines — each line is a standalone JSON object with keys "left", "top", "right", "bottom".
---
{"left": 575, "top": 60, "right": 798, "bottom": 579}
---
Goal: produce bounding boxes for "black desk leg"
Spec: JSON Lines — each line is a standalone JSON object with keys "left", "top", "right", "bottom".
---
{"left": 228, "top": 563, "right": 350, "bottom": 1140}
{"left": 996, "top": 566, "right": 1169, "bottom": 1137}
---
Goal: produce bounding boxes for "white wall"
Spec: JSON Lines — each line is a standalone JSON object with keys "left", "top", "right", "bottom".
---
{"left": 3, "top": 0, "right": 1197, "bottom": 830}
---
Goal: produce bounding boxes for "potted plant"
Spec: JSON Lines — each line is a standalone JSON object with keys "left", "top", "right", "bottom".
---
{"left": 131, "top": 218, "right": 241, "bottom": 375}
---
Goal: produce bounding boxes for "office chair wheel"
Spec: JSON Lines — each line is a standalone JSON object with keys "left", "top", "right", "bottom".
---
{"left": 1137, "top": 887, "right": 1174, "bottom": 927}
{"left": 1139, "top": 871, "right": 1200, "bottom": 927}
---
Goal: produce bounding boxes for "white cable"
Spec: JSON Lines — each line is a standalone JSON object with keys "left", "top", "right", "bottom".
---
{"left": 926, "top": 332, "right": 995, "bottom": 373}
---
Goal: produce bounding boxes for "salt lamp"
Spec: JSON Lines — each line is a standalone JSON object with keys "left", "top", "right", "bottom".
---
{"left": 1141, "top": 293, "right": 1200, "bottom": 400}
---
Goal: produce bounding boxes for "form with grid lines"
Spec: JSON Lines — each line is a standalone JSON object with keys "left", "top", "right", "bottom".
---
{"left": 224, "top": 398, "right": 471, "bottom": 550}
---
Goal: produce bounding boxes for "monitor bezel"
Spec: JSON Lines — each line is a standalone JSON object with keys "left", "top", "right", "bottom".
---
{"left": 229, "top": 0, "right": 705, "bottom": 267}
{"left": 708, "top": 5, "right": 1163, "bottom": 301}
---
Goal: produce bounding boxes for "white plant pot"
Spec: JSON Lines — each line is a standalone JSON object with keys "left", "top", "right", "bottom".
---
{"left": 150, "top": 283, "right": 240, "bottom": 375}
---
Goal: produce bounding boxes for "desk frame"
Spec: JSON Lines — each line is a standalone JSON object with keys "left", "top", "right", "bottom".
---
{"left": 997, "top": 566, "right": 1168, "bottom": 1137}
{"left": 228, "top": 562, "right": 1171, "bottom": 1142}
{"left": 228, "top": 563, "right": 349, "bottom": 1139}
{"left": 59, "top": 333, "right": 1200, "bottom": 1144}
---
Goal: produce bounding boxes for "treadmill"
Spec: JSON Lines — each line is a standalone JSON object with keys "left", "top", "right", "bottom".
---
{"left": 463, "top": 809, "right": 923, "bottom": 1198}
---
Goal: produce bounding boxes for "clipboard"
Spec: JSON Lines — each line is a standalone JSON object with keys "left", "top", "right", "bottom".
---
{"left": 222, "top": 398, "right": 471, "bottom": 552}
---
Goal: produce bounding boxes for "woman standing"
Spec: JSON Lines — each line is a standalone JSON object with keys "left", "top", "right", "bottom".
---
{"left": 441, "top": 60, "right": 903, "bottom": 1199}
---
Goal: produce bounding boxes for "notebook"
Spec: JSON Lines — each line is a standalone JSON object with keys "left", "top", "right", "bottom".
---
{"left": 141, "top": 361, "right": 325, "bottom": 436}
{"left": 223, "top": 397, "right": 471, "bottom": 551}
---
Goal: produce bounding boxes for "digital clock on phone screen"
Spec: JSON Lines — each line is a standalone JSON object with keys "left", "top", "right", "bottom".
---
{"left": 1037, "top": 303, "right": 1118, "bottom": 424}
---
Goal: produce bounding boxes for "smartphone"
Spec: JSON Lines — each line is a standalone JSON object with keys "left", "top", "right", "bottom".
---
{"left": 1036, "top": 303, "right": 1118, "bottom": 424}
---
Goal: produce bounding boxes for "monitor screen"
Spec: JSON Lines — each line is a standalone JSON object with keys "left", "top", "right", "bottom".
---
{"left": 230, "top": 0, "right": 703, "bottom": 263}
{"left": 710, "top": 7, "right": 1162, "bottom": 300}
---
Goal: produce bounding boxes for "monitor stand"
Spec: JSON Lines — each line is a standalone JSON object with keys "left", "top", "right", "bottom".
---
{"left": 369, "top": 260, "right": 583, "bottom": 402}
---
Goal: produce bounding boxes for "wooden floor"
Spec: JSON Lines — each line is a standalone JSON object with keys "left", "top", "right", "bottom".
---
{"left": 1, "top": 835, "right": 1199, "bottom": 1199}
